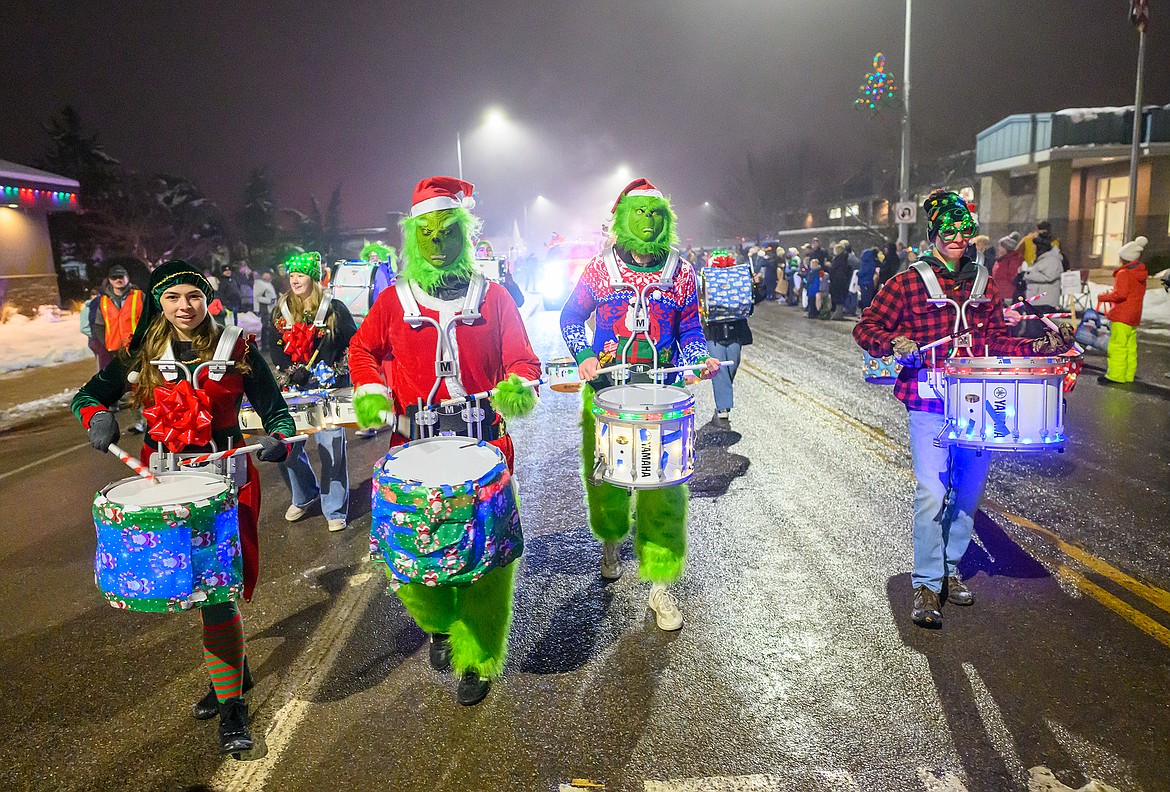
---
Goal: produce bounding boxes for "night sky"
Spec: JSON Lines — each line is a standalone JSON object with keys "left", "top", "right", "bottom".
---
{"left": 3, "top": 1, "right": 1167, "bottom": 243}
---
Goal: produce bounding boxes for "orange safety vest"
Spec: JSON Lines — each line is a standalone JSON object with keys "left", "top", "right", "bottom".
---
{"left": 100, "top": 290, "right": 144, "bottom": 351}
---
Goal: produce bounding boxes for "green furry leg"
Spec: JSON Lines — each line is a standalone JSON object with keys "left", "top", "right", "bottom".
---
{"left": 634, "top": 485, "right": 688, "bottom": 584}
{"left": 581, "top": 386, "right": 632, "bottom": 542}
{"left": 448, "top": 562, "right": 518, "bottom": 679}
{"left": 396, "top": 579, "right": 457, "bottom": 635}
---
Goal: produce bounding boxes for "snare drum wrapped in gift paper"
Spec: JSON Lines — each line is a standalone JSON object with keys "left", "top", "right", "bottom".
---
{"left": 369, "top": 437, "right": 523, "bottom": 590}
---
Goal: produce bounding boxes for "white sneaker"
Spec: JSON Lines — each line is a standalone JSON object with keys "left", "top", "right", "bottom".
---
{"left": 284, "top": 498, "right": 317, "bottom": 522}
{"left": 600, "top": 540, "right": 623, "bottom": 580}
{"left": 354, "top": 427, "right": 377, "bottom": 438}
{"left": 647, "top": 584, "right": 683, "bottom": 631}
{"left": 716, "top": 410, "right": 730, "bottom": 420}
{"left": 327, "top": 518, "right": 347, "bottom": 532}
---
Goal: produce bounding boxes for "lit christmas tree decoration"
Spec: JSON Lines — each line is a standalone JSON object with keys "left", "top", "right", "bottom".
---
{"left": 854, "top": 52, "right": 900, "bottom": 112}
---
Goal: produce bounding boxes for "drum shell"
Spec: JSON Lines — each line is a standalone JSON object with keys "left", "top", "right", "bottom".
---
{"left": 326, "top": 387, "right": 358, "bottom": 427}
{"left": 240, "top": 392, "right": 326, "bottom": 434}
{"left": 93, "top": 471, "right": 242, "bottom": 612}
{"left": 369, "top": 437, "right": 522, "bottom": 589}
{"left": 862, "top": 350, "right": 902, "bottom": 385}
{"left": 544, "top": 357, "right": 582, "bottom": 393}
{"left": 941, "top": 357, "right": 1069, "bottom": 451}
{"left": 593, "top": 384, "right": 696, "bottom": 489}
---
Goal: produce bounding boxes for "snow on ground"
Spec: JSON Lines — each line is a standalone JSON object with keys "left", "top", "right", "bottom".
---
{"left": 0, "top": 388, "right": 75, "bottom": 433}
{"left": 0, "top": 311, "right": 91, "bottom": 374}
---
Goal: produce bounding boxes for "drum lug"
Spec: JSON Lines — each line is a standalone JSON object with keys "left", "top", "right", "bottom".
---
{"left": 589, "top": 458, "right": 606, "bottom": 486}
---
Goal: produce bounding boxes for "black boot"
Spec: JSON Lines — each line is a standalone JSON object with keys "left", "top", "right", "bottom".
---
{"left": 428, "top": 633, "right": 452, "bottom": 672}
{"left": 218, "top": 697, "right": 254, "bottom": 756}
{"left": 911, "top": 586, "right": 943, "bottom": 629}
{"left": 193, "top": 658, "right": 254, "bottom": 720}
{"left": 456, "top": 670, "right": 491, "bottom": 706}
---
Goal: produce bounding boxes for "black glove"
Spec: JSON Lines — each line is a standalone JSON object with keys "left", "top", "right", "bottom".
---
{"left": 254, "top": 434, "right": 290, "bottom": 464}
{"left": 87, "top": 411, "right": 120, "bottom": 452}
{"left": 286, "top": 365, "right": 312, "bottom": 389}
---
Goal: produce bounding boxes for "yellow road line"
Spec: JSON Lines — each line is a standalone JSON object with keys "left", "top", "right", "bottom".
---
{"left": 741, "top": 347, "right": 1170, "bottom": 643}
{"left": 1054, "top": 563, "right": 1170, "bottom": 649}
{"left": 740, "top": 360, "right": 903, "bottom": 454}
{"left": 988, "top": 503, "right": 1170, "bottom": 618}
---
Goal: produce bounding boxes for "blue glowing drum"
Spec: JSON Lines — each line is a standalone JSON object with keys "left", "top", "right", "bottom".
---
{"left": 862, "top": 350, "right": 902, "bottom": 385}
{"left": 93, "top": 471, "right": 242, "bottom": 612}
{"left": 939, "top": 356, "right": 1071, "bottom": 452}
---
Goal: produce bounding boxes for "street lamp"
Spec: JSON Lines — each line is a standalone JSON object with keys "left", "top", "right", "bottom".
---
{"left": 898, "top": 0, "right": 912, "bottom": 246}
{"left": 456, "top": 107, "right": 523, "bottom": 180}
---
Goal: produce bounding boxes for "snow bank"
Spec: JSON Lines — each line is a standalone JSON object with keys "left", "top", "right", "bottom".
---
{"left": 0, "top": 388, "right": 75, "bottom": 432}
{"left": 0, "top": 311, "right": 91, "bottom": 374}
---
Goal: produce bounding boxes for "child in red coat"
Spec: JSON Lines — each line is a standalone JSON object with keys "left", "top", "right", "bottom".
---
{"left": 1099, "top": 236, "right": 1149, "bottom": 385}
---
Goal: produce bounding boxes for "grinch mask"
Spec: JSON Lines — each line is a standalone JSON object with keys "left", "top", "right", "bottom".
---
{"left": 613, "top": 195, "right": 678, "bottom": 259}
{"left": 400, "top": 207, "right": 481, "bottom": 294}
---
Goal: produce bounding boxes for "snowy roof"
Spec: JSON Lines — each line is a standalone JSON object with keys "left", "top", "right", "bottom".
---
{"left": 1055, "top": 105, "right": 1166, "bottom": 123}
{"left": 0, "top": 159, "right": 80, "bottom": 189}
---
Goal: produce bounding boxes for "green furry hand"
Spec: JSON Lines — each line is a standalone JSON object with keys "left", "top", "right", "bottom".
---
{"left": 490, "top": 374, "right": 536, "bottom": 419}
{"left": 354, "top": 392, "right": 393, "bottom": 429}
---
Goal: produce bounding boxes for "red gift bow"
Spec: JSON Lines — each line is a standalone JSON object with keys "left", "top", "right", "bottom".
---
{"left": 281, "top": 322, "right": 319, "bottom": 363}
{"left": 143, "top": 380, "right": 213, "bottom": 453}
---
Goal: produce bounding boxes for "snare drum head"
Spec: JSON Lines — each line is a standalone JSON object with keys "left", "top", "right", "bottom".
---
{"left": 594, "top": 383, "right": 695, "bottom": 412}
{"left": 331, "top": 387, "right": 354, "bottom": 402}
{"left": 285, "top": 393, "right": 324, "bottom": 408}
{"left": 381, "top": 437, "right": 505, "bottom": 487}
{"left": 105, "top": 472, "right": 228, "bottom": 508}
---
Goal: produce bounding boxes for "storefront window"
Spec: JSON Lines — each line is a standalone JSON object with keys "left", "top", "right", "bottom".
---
{"left": 1093, "top": 175, "right": 1129, "bottom": 265}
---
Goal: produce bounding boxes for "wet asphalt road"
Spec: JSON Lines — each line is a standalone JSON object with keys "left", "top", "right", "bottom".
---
{"left": 0, "top": 302, "right": 1168, "bottom": 792}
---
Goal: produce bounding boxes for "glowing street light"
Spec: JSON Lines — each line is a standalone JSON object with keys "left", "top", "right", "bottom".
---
{"left": 457, "top": 107, "right": 524, "bottom": 180}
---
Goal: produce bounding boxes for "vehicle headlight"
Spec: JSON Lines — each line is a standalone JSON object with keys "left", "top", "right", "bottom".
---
{"left": 540, "top": 267, "right": 565, "bottom": 296}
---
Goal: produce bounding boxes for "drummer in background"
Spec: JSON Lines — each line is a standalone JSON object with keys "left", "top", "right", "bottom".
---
{"left": 561, "top": 178, "right": 718, "bottom": 632}
{"left": 348, "top": 176, "right": 540, "bottom": 706}
{"left": 853, "top": 190, "right": 1076, "bottom": 630}
{"left": 702, "top": 251, "right": 766, "bottom": 420}
{"left": 71, "top": 259, "right": 294, "bottom": 757}
{"left": 268, "top": 251, "right": 358, "bottom": 533}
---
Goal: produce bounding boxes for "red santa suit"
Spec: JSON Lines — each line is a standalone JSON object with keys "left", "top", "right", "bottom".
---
{"left": 347, "top": 275, "right": 540, "bottom": 468}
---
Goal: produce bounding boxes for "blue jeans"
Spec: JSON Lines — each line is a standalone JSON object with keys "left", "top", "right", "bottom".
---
{"left": 278, "top": 426, "right": 349, "bottom": 521}
{"left": 706, "top": 340, "right": 742, "bottom": 412}
{"left": 907, "top": 410, "right": 991, "bottom": 592}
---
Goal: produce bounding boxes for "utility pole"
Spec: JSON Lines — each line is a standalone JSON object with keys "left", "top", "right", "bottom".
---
{"left": 1125, "top": 2, "right": 1149, "bottom": 241}
{"left": 898, "top": 0, "right": 912, "bottom": 246}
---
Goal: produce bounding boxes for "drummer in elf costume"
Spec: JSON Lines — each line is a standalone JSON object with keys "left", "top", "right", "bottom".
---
{"left": 348, "top": 176, "right": 541, "bottom": 705}
{"left": 560, "top": 178, "right": 719, "bottom": 631}
{"left": 268, "top": 251, "right": 358, "bottom": 532}
{"left": 853, "top": 191, "right": 1076, "bottom": 629}
{"left": 71, "top": 260, "right": 295, "bottom": 756}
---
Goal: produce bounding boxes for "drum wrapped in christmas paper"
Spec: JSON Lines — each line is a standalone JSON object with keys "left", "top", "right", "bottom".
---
{"left": 370, "top": 437, "right": 522, "bottom": 589}
{"left": 699, "top": 264, "right": 755, "bottom": 323}
{"left": 544, "top": 357, "right": 583, "bottom": 393}
{"left": 939, "top": 356, "right": 1071, "bottom": 452}
{"left": 592, "top": 383, "right": 695, "bottom": 489}
{"left": 93, "top": 470, "right": 242, "bottom": 612}
{"left": 862, "top": 350, "right": 902, "bottom": 385}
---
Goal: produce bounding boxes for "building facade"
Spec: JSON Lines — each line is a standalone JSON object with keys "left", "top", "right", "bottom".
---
{"left": 0, "top": 159, "right": 80, "bottom": 312}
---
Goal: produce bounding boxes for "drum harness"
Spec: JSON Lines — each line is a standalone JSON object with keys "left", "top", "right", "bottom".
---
{"left": 601, "top": 246, "right": 683, "bottom": 387}
{"left": 148, "top": 325, "right": 248, "bottom": 485}
{"left": 395, "top": 274, "right": 502, "bottom": 441}
{"left": 910, "top": 261, "right": 992, "bottom": 524}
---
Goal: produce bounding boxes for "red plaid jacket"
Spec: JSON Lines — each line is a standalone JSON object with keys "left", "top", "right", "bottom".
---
{"left": 853, "top": 257, "right": 1034, "bottom": 413}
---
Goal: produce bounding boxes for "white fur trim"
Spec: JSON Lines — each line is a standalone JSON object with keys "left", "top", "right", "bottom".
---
{"left": 411, "top": 195, "right": 461, "bottom": 216}
{"left": 627, "top": 187, "right": 663, "bottom": 199}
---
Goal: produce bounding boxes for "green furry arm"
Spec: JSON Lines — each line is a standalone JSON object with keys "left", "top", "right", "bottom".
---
{"left": 354, "top": 387, "right": 394, "bottom": 429}
{"left": 490, "top": 374, "right": 536, "bottom": 419}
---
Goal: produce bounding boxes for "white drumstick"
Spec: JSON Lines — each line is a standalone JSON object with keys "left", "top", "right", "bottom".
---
{"left": 651, "top": 360, "right": 737, "bottom": 377}
{"left": 178, "top": 434, "right": 310, "bottom": 466}
{"left": 436, "top": 377, "right": 545, "bottom": 409}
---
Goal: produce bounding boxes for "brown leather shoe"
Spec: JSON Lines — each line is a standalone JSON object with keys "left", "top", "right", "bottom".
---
{"left": 945, "top": 575, "right": 974, "bottom": 606}
{"left": 912, "top": 586, "right": 943, "bottom": 629}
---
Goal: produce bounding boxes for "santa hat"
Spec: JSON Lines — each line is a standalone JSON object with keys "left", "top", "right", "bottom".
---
{"left": 610, "top": 178, "right": 664, "bottom": 215}
{"left": 410, "top": 176, "right": 476, "bottom": 217}
{"left": 1118, "top": 236, "right": 1147, "bottom": 262}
